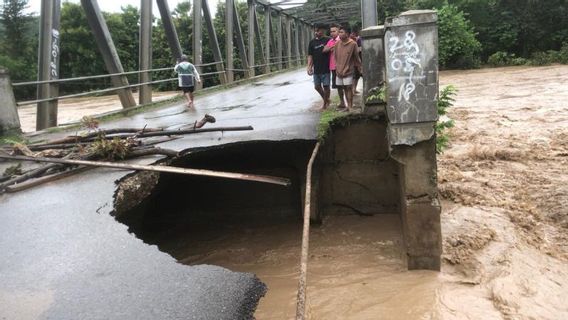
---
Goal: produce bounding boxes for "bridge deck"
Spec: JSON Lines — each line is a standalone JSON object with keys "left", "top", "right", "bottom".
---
{"left": 0, "top": 69, "right": 324, "bottom": 320}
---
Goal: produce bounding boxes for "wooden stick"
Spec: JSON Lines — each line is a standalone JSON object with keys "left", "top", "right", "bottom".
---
{"left": 5, "top": 166, "right": 93, "bottom": 193}
{"left": 82, "top": 126, "right": 254, "bottom": 141}
{"left": 296, "top": 142, "right": 320, "bottom": 320}
{"left": 0, "top": 154, "right": 291, "bottom": 187}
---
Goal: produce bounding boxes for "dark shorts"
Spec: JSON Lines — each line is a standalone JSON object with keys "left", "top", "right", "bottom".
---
{"left": 180, "top": 86, "right": 195, "bottom": 93}
{"left": 331, "top": 70, "right": 337, "bottom": 89}
{"left": 313, "top": 73, "right": 330, "bottom": 86}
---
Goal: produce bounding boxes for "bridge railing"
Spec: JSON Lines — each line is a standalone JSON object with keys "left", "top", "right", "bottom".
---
{"left": 12, "top": 56, "right": 306, "bottom": 107}
{"left": 3, "top": 0, "right": 313, "bottom": 132}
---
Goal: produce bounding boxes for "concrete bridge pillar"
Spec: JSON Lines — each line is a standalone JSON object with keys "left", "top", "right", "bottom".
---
{"left": 361, "top": 10, "right": 441, "bottom": 270}
{"left": 385, "top": 10, "right": 441, "bottom": 270}
{"left": 360, "top": 26, "right": 385, "bottom": 111}
{"left": 0, "top": 69, "right": 21, "bottom": 134}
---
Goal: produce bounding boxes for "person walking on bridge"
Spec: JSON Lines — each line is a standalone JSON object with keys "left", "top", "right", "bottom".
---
{"left": 334, "top": 26, "right": 362, "bottom": 112}
{"left": 174, "top": 54, "right": 201, "bottom": 109}
{"left": 307, "top": 24, "right": 331, "bottom": 110}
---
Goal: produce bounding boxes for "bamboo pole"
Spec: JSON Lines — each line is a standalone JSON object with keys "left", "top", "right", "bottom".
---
{"left": 0, "top": 154, "right": 291, "bottom": 186}
{"left": 295, "top": 142, "right": 320, "bottom": 320}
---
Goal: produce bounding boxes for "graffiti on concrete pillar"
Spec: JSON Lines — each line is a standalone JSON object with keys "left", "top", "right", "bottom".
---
{"left": 388, "top": 30, "right": 424, "bottom": 104}
{"left": 50, "top": 29, "right": 60, "bottom": 80}
{"left": 385, "top": 21, "right": 438, "bottom": 124}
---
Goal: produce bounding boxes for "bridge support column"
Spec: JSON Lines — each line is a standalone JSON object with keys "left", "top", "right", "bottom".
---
{"left": 247, "top": 0, "right": 255, "bottom": 77}
{"left": 225, "top": 0, "right": 234, "bottom": 83}
{"left": 0, "top": 70, "right": 21, "bottom": 134}
{"left": 264, "top": 5, "right": 271, "bottom": 74}
{"left": 203, "top": 0, "right": 227, "bottom": 84}
{"left": 361, "top": 0, "right": 378, "bottom": 28}
{"left": 286, "top": 16, "right": 292, "bottom": 68}
{"left": 81, "top": 0, "right": 136, "bottom": 110}
{"left": 232, "top": 0, "right": 250, "bottom": 79}
{"left": 391, "top": 139, "right": 441, "bottom": 270}
{"left": 360, "top": 26, "right": 385, "bottom": 112}
{"left": 385, "top": 11, "right": 441, "bottom": 271}
{"left": 139, "top": 0, "right": 152, "bottom": 105}
{"left": 193, "top": 0, "right": 203, "bottom": 89}
{"left": 277, "top": 14, "right": 283, "bottom": 70}
{"left": 294, "top": 18, "right": 300, "bottom": 66}
{"left": 156, "top": 0, "right": 183, "bottom": 61}
{"left": 36, "top": 0, "right": 61, "bottom": 130}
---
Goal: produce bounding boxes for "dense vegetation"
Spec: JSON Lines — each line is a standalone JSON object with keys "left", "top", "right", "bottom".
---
{"left": 1, "top": 0, "right": 567, "bottom": 100}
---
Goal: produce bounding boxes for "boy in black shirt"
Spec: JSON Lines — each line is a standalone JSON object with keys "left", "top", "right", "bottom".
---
{"left": 307, "top": 24, "right": 331, "bottom": 110}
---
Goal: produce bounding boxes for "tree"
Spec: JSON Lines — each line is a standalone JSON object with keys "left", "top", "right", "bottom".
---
{"left": 0, "top": 0, "right": 37, "bottom": 99}
{"left": 1, "top": 0, "right": 29, "bottom": 57}
{"left": 437, "top": 4, "right": 481, "bottom": 68}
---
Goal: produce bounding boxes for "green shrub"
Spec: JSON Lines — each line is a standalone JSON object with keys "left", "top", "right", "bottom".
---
{"left": 437, "top": 5, "right": 482, "bottom": 69}
{"left": 487, "top": 51, "right": 510, "bottom": 66}
{"left": 530, "top": 51, "right": 553, "bottom": 66}
{"left": 487, "top": 51, "right": 528, "bottom": 66}
{"left": 436, "top": 85, "right": 457, "bottom": 153}
{"left": 511, "top": 57, "right": 528, "bottom": 66}
{"left": 559, "top": 43, "right": 568, "bottom": 64}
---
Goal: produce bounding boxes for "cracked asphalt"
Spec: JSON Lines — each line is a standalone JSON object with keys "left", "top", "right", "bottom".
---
{"left": 0, "top": 69, "right": 321, "bottom": 319}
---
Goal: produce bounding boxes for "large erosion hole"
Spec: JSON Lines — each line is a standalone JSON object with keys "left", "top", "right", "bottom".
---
{"left": 114, "top": 140, "right": 316, "bottom": 252}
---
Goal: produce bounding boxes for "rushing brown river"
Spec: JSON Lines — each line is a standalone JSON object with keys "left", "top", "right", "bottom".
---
{"left": 153, "top": 214, "right": 442, "bottom": 319}
{"left": 124, "top": 65, "right": 568, "bottom": 319}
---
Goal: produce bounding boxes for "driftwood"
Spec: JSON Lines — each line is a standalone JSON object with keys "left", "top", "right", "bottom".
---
{"left": 30, "top": 127, "right": 163, "bottom": 146}
{"left": 0, "top": 162, "right": 66, "bottom": 191}
{"left": 125, "top": 147, "right": 179, "bottom": 158}
{"left": 0, "top": 153, "right": 92, "bottom": 192}
{"left": 80, "top": 126, "right": 254, "bottom": 141}
{"left": 0, "top": 146, "right": 179, "bottom": 193}
{"left": 0, "top": 119, "right": 256, "bottom": 192}
{"left": 18, "top": 136, "right": 182, "bottom": 152}
{"left": 0, "top": 154, "right": 291, "bottom": 186}
{"left": 5, "top": 166, "right": 92, "bottom": 193}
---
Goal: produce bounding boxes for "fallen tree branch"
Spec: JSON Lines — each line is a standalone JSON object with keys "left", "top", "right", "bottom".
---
{"left": 29, "top": 127, "right": 163, "bottom": 146}
{"left": 125, "top": 147, "right": 179, "bottom": 158}
{"left": 19, "top": 136, "right": 182, "bottom": 152}
{"left": 0, "top": 154, "right": 291, "bottom": 187}
{"left": 82, "top": 126, "right": 254, "bottom": 141}
{"left": 0, "top": 162, "right": 65, "bottom": 191}
{"left": 5, "top": 166, "right": 92, "bottom": 193}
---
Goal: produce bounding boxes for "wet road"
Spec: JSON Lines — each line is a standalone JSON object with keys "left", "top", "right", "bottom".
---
{"left": 0, "top": 69, "right": 323, "bottom": 319}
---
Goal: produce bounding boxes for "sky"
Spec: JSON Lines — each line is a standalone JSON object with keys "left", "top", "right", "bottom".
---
{"left": 26, "top": 0, "right": 223, "bottom": 15}
{"left": 26, "top": 0, "right": 306, "bottom": 16}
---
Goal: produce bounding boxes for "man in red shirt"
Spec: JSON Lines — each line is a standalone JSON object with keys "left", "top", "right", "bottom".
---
{"left": 323, "top": 24, "right": 346, "bottom": 109}
{"left": 333, "top": 26, "right": 362, "bottom": 111}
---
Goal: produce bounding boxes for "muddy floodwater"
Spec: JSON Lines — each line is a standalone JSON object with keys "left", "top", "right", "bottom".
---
{"left": 154, "top": 214, "right": 441, "bottom": 319}
{"left": 151, "top": 65, "right": 568, "bottom": 319}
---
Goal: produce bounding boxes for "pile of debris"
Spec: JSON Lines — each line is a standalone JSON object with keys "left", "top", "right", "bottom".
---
{"left": 0, "top": 114, "right": 289, "bottom": 194}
